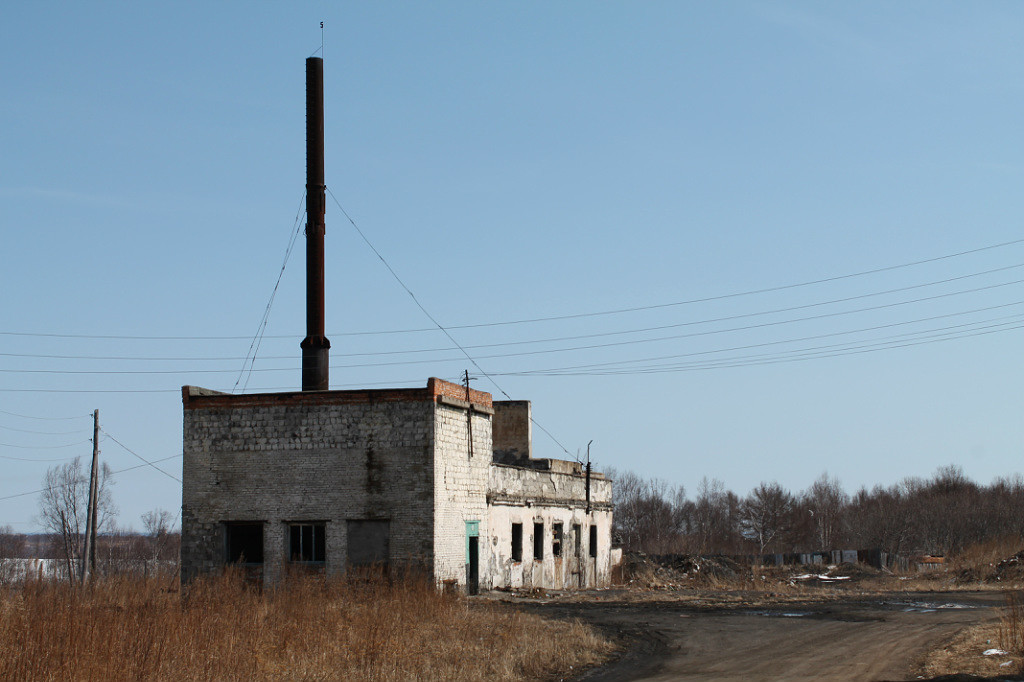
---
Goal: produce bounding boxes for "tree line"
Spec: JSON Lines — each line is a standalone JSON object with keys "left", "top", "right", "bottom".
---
{"left": 0, "top": 456, "right": 179, "bottom": 582}
{"left": 610, "top": 465, "right": 1024, "bottom": 558}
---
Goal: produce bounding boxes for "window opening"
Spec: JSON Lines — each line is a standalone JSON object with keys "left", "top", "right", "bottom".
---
{"left": 225, "top": 522, "right": 264, "bottom": 565}
{"left": 573, "top": 524, "right": 582, "bottom": 557}
{"left": 552, "top": 523, "right": 563, "bottom": 557}
{"left": 511, "top": 523, "right": 523, "bottom": 562}
{"left": 289, "top": 523, "right": 326, "bottom": 563}
{"left": 589, "top": 525, "right": 598, "bottom": 558}
{"left": 533, "top": 522, "right": 544, "bottom": 560}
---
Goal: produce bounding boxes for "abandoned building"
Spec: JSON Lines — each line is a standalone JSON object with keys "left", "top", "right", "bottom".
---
{"left": 179, "top": 57, "right": 614, "bottom": 592}
{"left": 180, "top": 380, "right": 613, "bottom": 590}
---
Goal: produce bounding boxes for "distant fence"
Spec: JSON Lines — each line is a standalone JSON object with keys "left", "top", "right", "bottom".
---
{"left": 646, "top": 549, "right": 913, "bottom": 572}
{"left": 0, "top": 558, "right": 178, "bottom": 584}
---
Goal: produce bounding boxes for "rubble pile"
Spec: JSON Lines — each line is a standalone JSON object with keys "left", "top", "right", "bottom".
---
{"left": 993, "top": 551, "right": 1024, "bottom": 583}
{"left": 953, "top": 548, "right": 1024, "bottom": 585}
{"left": 620, "top": 553, "right": 747, "bottom": 590}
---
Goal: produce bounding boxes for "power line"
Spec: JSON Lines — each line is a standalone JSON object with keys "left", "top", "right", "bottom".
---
{"left": 0, "top": 378, "right": 431, "bottom": 394}
{"left": 405, "top": 237, "right": 1024, "bottom": 331}
{"left": 3, "top": 236, "right": 1023, "bottom": 342}
{"left": 0, "top": 454, "right": 183, "bottom": 503}
{"left": 6, "top": 261, "right": 1023, "bottom": 364}
{"left": 0, "top": 453, "right": 81, "bottom": 462}
{"left": 2, "top": 300, "right": 1018, "bottom": 377}
{"left": 0, "top": 308, "right": 1018, "bottom": 393}
{"left": 0, "top": 388, "right": 183, "bottom": 394}
{"left": 503, "top": 316, "right": 1024, "bottom": 377}
{"left": 327, "top": 187, "right": 576, "bottom": 459}
{"left": 100, "top": 429, "right": 182, "bottom": 483}
{"left": 0, "top": 424, "right": 89, "bottom": 436}
{"left": 605, "top": 321, "right": 1024, "bottom": 375}
{"left": 0, "top": 409, "right": 91, "bottom": 421}
{"left": 3, "top": 299, "right": 1023, "bottom": 380}
{"left": 234, "top": 192, "right": 306, "bottom": 392}
{"left": 510, "top": 312, "right": 1024, "bottom": 375}
{"left": 0, "top": 440, "right": 92, "bottom": 449}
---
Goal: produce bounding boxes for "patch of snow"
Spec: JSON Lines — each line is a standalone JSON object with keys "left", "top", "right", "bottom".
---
{"left": 791, "top": 573, "right": 851, "bottom": 582}
{"left": 983, "top": 648, "right": 1009, "bottom": 656}
{"left": 897, "top": 601, "right": 977, "bottom": 612}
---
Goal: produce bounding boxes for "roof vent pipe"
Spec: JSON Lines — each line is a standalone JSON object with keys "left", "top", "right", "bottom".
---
{"left": 300, "top": 56, "right": 330, "bottom": 391}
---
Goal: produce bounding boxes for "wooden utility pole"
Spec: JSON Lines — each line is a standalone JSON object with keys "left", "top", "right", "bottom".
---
{"left": 81, "top": 409, "right": 99, "bottom": 583}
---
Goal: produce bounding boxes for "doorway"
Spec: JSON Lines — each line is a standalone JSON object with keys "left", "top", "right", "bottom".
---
{"left": 466, "top": 520, "right": 479, "bottom": 595}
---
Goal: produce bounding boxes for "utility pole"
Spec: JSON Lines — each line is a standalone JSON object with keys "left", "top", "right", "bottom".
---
{"left": 463, "top": 370, "right": 475, "bottom": 459}
{"left": 585, "top": 440, "right": 593, "bottom": 515}
{"left": 81, "top": 409, "right": 99, "bottom": 583}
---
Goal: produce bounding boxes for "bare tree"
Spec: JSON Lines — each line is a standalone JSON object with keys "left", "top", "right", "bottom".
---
{"left": 0, "top": 524, "right": 26, "bottom": 584}
{"left": 741, "top": 481, "right": 795, "bottom": 554}
{"left": 804, "top": 472, "right": 848, "bottom": 550}
{"left": 141, "top": 508, "right": 180, "bottom": 566}
{"left": 37, "top": 457, "right": 116, "bottom": 576}
{"left": 0, "top": 524, "right": 24, "bottom": 558}
{"left": 608, "top": 469, "right": 688, "bottom": 553}
{"left": 847, "top": 482, "right": 915, "bottom": 555}
{"left": 691, "top": 477, "right": 735, "bottom": 554}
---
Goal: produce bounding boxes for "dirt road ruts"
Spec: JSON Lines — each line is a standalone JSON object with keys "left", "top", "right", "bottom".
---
{"left": 529, "top": 592, "right": 1007, "bottom": 682}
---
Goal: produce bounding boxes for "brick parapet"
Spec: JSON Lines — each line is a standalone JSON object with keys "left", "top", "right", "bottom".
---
{"left": 183, "top": 377, "right": 492, "bottom": 412}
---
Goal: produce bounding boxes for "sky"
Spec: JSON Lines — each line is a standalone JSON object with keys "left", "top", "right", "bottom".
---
{"left": 2, "top": 2, "right": 1022, "bottom": 532}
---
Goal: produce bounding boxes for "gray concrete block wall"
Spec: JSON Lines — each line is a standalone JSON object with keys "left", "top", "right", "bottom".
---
{"left": 488, "top": 463, "right": 612, "bottom": 508}
{"left": 182, "top": 393, "right": 436, "bottom": 585}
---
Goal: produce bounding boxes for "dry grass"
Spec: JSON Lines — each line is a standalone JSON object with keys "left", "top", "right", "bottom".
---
{"left": 918, "top": 622, "right": 1018, "bottom": 678}
{"left": 0, "top": 571, "right": 614, "bottom": 681}
{"left": 998, "top": 591, "right": 1024, "bottom": 665}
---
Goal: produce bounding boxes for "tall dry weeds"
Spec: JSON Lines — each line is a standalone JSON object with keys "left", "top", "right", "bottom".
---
{"left": 0, "top": 571, "right": 612, "bottom": 681}
{"left": 999, "top": 591, "right": 1024, "bottom": 657}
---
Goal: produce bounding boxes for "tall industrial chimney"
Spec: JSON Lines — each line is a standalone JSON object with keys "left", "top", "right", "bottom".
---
{"left": 301, "top": 56, "right": 330, "bottom": 391}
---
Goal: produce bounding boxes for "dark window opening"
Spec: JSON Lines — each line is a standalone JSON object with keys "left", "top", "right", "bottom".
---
{"left": 573, "top": 524, "right": 582, "bottom": 558}
{"left": 511, "top": 523, "right": 523, "bottom": 562}
{"left": 225, "top": 523, "right": 264, "bottom": 564}
{"left": 589, "top": 525, "right": 598, "bottom": 558}
{"left": 533, "top": 522, "right": 544, "bottom": 560}
{"left": 289, "top": 523, "right": 326, "bottom": 563}
{"left": 552, "top": 523, "right": 563, "bottom": 557}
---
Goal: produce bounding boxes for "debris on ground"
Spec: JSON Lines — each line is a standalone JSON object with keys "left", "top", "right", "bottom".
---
{"left": 617, "top": 553, "right": 878, "bottom": 591}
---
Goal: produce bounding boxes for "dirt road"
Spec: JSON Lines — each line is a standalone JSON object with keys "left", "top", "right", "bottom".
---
{"left": 527, "top": 592, "right": 1008, "bottom": 682}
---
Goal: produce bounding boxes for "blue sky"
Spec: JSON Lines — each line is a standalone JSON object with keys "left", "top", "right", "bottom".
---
{"left": 2, "top": 2, "right": 1022, "bottom": 532}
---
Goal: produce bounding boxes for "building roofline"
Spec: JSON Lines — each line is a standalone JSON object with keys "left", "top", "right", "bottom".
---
{"left": 182, "top": 377, "right": 493, "bottom": 411}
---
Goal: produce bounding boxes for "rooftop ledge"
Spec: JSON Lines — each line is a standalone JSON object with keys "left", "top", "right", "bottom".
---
{"left": 182, "top": 377, "right": 494, "bottom": 411}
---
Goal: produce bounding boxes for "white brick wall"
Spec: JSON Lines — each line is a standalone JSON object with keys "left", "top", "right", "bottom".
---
{"left": 432, "top": 403, "right": 491, "bottom": 584}
{"left": 485, "top": 465, "right": 613, "bottom": 589}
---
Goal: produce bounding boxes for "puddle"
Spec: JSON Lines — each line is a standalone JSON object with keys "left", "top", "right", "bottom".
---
{"left": 889, "top": 601, "right": 977, "bottom": 613}
{"left": 745, "top": 610, "right": 812, "bottom": 618}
